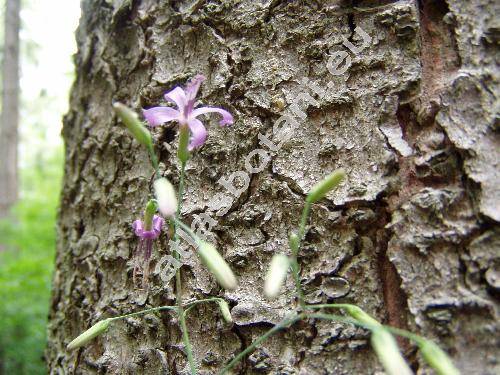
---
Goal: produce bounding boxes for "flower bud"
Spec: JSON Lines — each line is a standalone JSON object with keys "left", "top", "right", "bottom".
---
{"left": 154, "top": 178, "right": 177, "bottom": 217}
{"left": 113, "top": 102, "right": 153, "bottom": 150}
{"left": 371, "top": 328, "right": 412, "bottom": 375}
{"left": 67, "top": 318, "right": 113, "bottom": 350}
{"left": 288, "top": 232, "right": 299, "bottom": 252}
{"left": 217, "top": 300, "right": 233, "bottom": 323}
{"left": 143, "top": 199, "right": 158, "bottom": 231}
{"left": 418, "top": 339, "right": 460, "bottom": 375}
{"left": 197, "top": 241, "right": 237, "bottom": 290}
{"left": 306, "top": 168, "right": 346, "bottom": 203}
{"left": 264, "top": 254, "right": 290, "bottom": 299}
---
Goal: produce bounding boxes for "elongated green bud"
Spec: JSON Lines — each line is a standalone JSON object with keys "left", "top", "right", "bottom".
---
{"left": 342, "top": 305, "right": 380, "bottom": 327}
{"left": 264, "top": 254, "right": 290, "bottom": 299}
{"left": 306, "top": 168, "right": 346, "bottom": 203}
{"left": 67, "top": 318, "right": 113, "bottom": 350}
{"left": 143, "top": 199, "right": 157, "bottom": 231}
{"left": 418, "top": 339, "right": 460, "bottom": 375}
{"left": 178, "top": 124, "right": 190, "bottom": 165}
{"left": 217, "top": 300, "right": 233, "bottom": 323}
{"left": 288, "top": 232, "right": 299, "bottom": 252}
{"left": 154, "top": 178, "right": 177, "bottom": 217}
{"left": 113, "top": 102, "right": 153, "bottom": 150}
{"left": 197, "top": 242, "right": 237, "bottom": 290}
{"left": 371, "top": 328, "right": 413, "bottom": 375}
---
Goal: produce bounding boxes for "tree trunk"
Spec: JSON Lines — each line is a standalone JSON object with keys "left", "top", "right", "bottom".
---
{"left": 47, "top": 1, "right": 499, "bottom": 374}
{"left": 0, "top": 0, "right": 20, "bottom": 219}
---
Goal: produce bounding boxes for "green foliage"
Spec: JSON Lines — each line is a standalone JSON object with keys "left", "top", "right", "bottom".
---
{"left": 0, "top": 147, "right": 63, "bottom": 374}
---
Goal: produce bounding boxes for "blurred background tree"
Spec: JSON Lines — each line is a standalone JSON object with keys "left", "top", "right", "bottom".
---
{"left": 0, "top": 0, "right": 20, "bottom": 220}
{"left": 0, "top": 1, "right": 79, "bottom": 373}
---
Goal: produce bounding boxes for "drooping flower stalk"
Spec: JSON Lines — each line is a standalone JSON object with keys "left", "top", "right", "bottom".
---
{"left": 171, "top": 160, "right": 197, "bottom": 374}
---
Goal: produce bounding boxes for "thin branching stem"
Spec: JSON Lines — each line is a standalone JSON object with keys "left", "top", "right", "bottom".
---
{"left": 219, "top": 313, "right": 305, "bottom": 375}
{"left": 220, "top": 202, "right": 314, "bottom": 371}
{"left": 290, "top": 201, "right": 311, "bottom": 309}
{"left": 173, "top": 161, "right": 197, "bottom": 375}
{"left": 174, "top": 218, "right": 200, "bottom": 245}
{"left": 183, "top": 297, "right": 224, "bottom": 317}
{"left": 148, "top": 145, "right": 160, "bottom": 180}
{"left": 304, "top": 303, "right": 361, "bottom": 311}
{"left": 297, "top": 202, "right": 311, "bottom": 243}
{"left": 307, "top": 312, "right": 370, "bottom": 329}
{"left": 305, "top": 305, "right": 426, "bottom": 343}
{"left": 112, "top": 305, "right": 178, "bottom": 320}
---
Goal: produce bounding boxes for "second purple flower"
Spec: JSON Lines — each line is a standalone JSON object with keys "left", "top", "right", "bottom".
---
{"left": 132, "top": 214, "right": 164, "bottom": 287}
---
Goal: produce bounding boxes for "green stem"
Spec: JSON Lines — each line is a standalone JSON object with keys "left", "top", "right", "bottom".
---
{"left": 307, "top": 312, "right": 371, "bottom": 329}
{"left": 173, "top": 161, "right": 197, "bottom": 375}
{"left": 148, "top": 145, "right": 160, "bottom": 180}
{"left": 305, "top": 305, "right": 425, "bottom": 343}
{"left": 183, "top": 298, "right": 224, "bottom": 317}
{"left": 220, "top": 313, "right": 305, "bottom": 374}
{"left": 111, "top": 305, "right": 178, "bottom": 321}
{"left": 290, "top": 201, "right": 311, "bottom": 309}
{"left": 290, "top": 260, "right": 304, "bottom": 308}
{"left": 184, "top": 297, "right": 223, "bottom": 309}
{"left": 305, "top": 303, "right": 358, "bottom": 310}
{"left": 297, "top": 202, "right": 311, "bottom": 243}
{"left": 174, "top": 218, "right": 201, "bottom": 245}
{"left": 382, "top": 326, "right": 425, "bottom": 344}
{"left": 305, "top": 303, "right": 381, "bottom": 330}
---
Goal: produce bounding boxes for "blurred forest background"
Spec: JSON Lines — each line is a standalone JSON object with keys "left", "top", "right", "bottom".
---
{"left": 0, "top": 1, "right": 79, "bottom": 373}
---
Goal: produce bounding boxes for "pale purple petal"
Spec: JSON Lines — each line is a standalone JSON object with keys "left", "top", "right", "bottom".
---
{"left": 141, "top": 230, "right": 157, "bottom": 239}
{"left": 152, "top": 215, "right": 164, "bottom": 234}
{"left": 164, "top": 87, "right": 187, "bottom": 109}
{"left": 185, "top": 75, "right": 206, "bottom": 111}
{"left": 133, "top": 219, "right": 144, "bottom": 236}
{"left": 187, "top": 118, "right": 208, "bottom": 150}
{"left": 192, "top": 106, "right": 234, "bottom": 126}
{"left": 133, "top": 216, "right": 163, "bottom": 239}
{"left": 143, "top": 107, "right": 180, "bottom": 127}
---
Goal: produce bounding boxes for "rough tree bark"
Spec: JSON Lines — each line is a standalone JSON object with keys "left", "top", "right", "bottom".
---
{"left": 47, "top": 1, "right": 499, "bottom": 374}
{"left": 0, "top": 0, "right": 21, "bottom": 219}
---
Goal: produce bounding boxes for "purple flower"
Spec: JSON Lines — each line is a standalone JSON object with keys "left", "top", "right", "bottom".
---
{"left": 143, "top": 74, "right": 233, "bottom": 150}
{"left": 132, "top": 215, "right": 164, "bottom": 286}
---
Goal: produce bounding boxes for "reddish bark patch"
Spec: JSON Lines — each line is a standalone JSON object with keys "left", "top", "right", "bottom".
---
{"left": 376, "top": 218, "right": 412, "bottom": 352}
{"left": 418, "top": 0, "right": 460, "bottom": 124}
{"left": 386, "top": 104, "right": 425, "bottom": 211}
